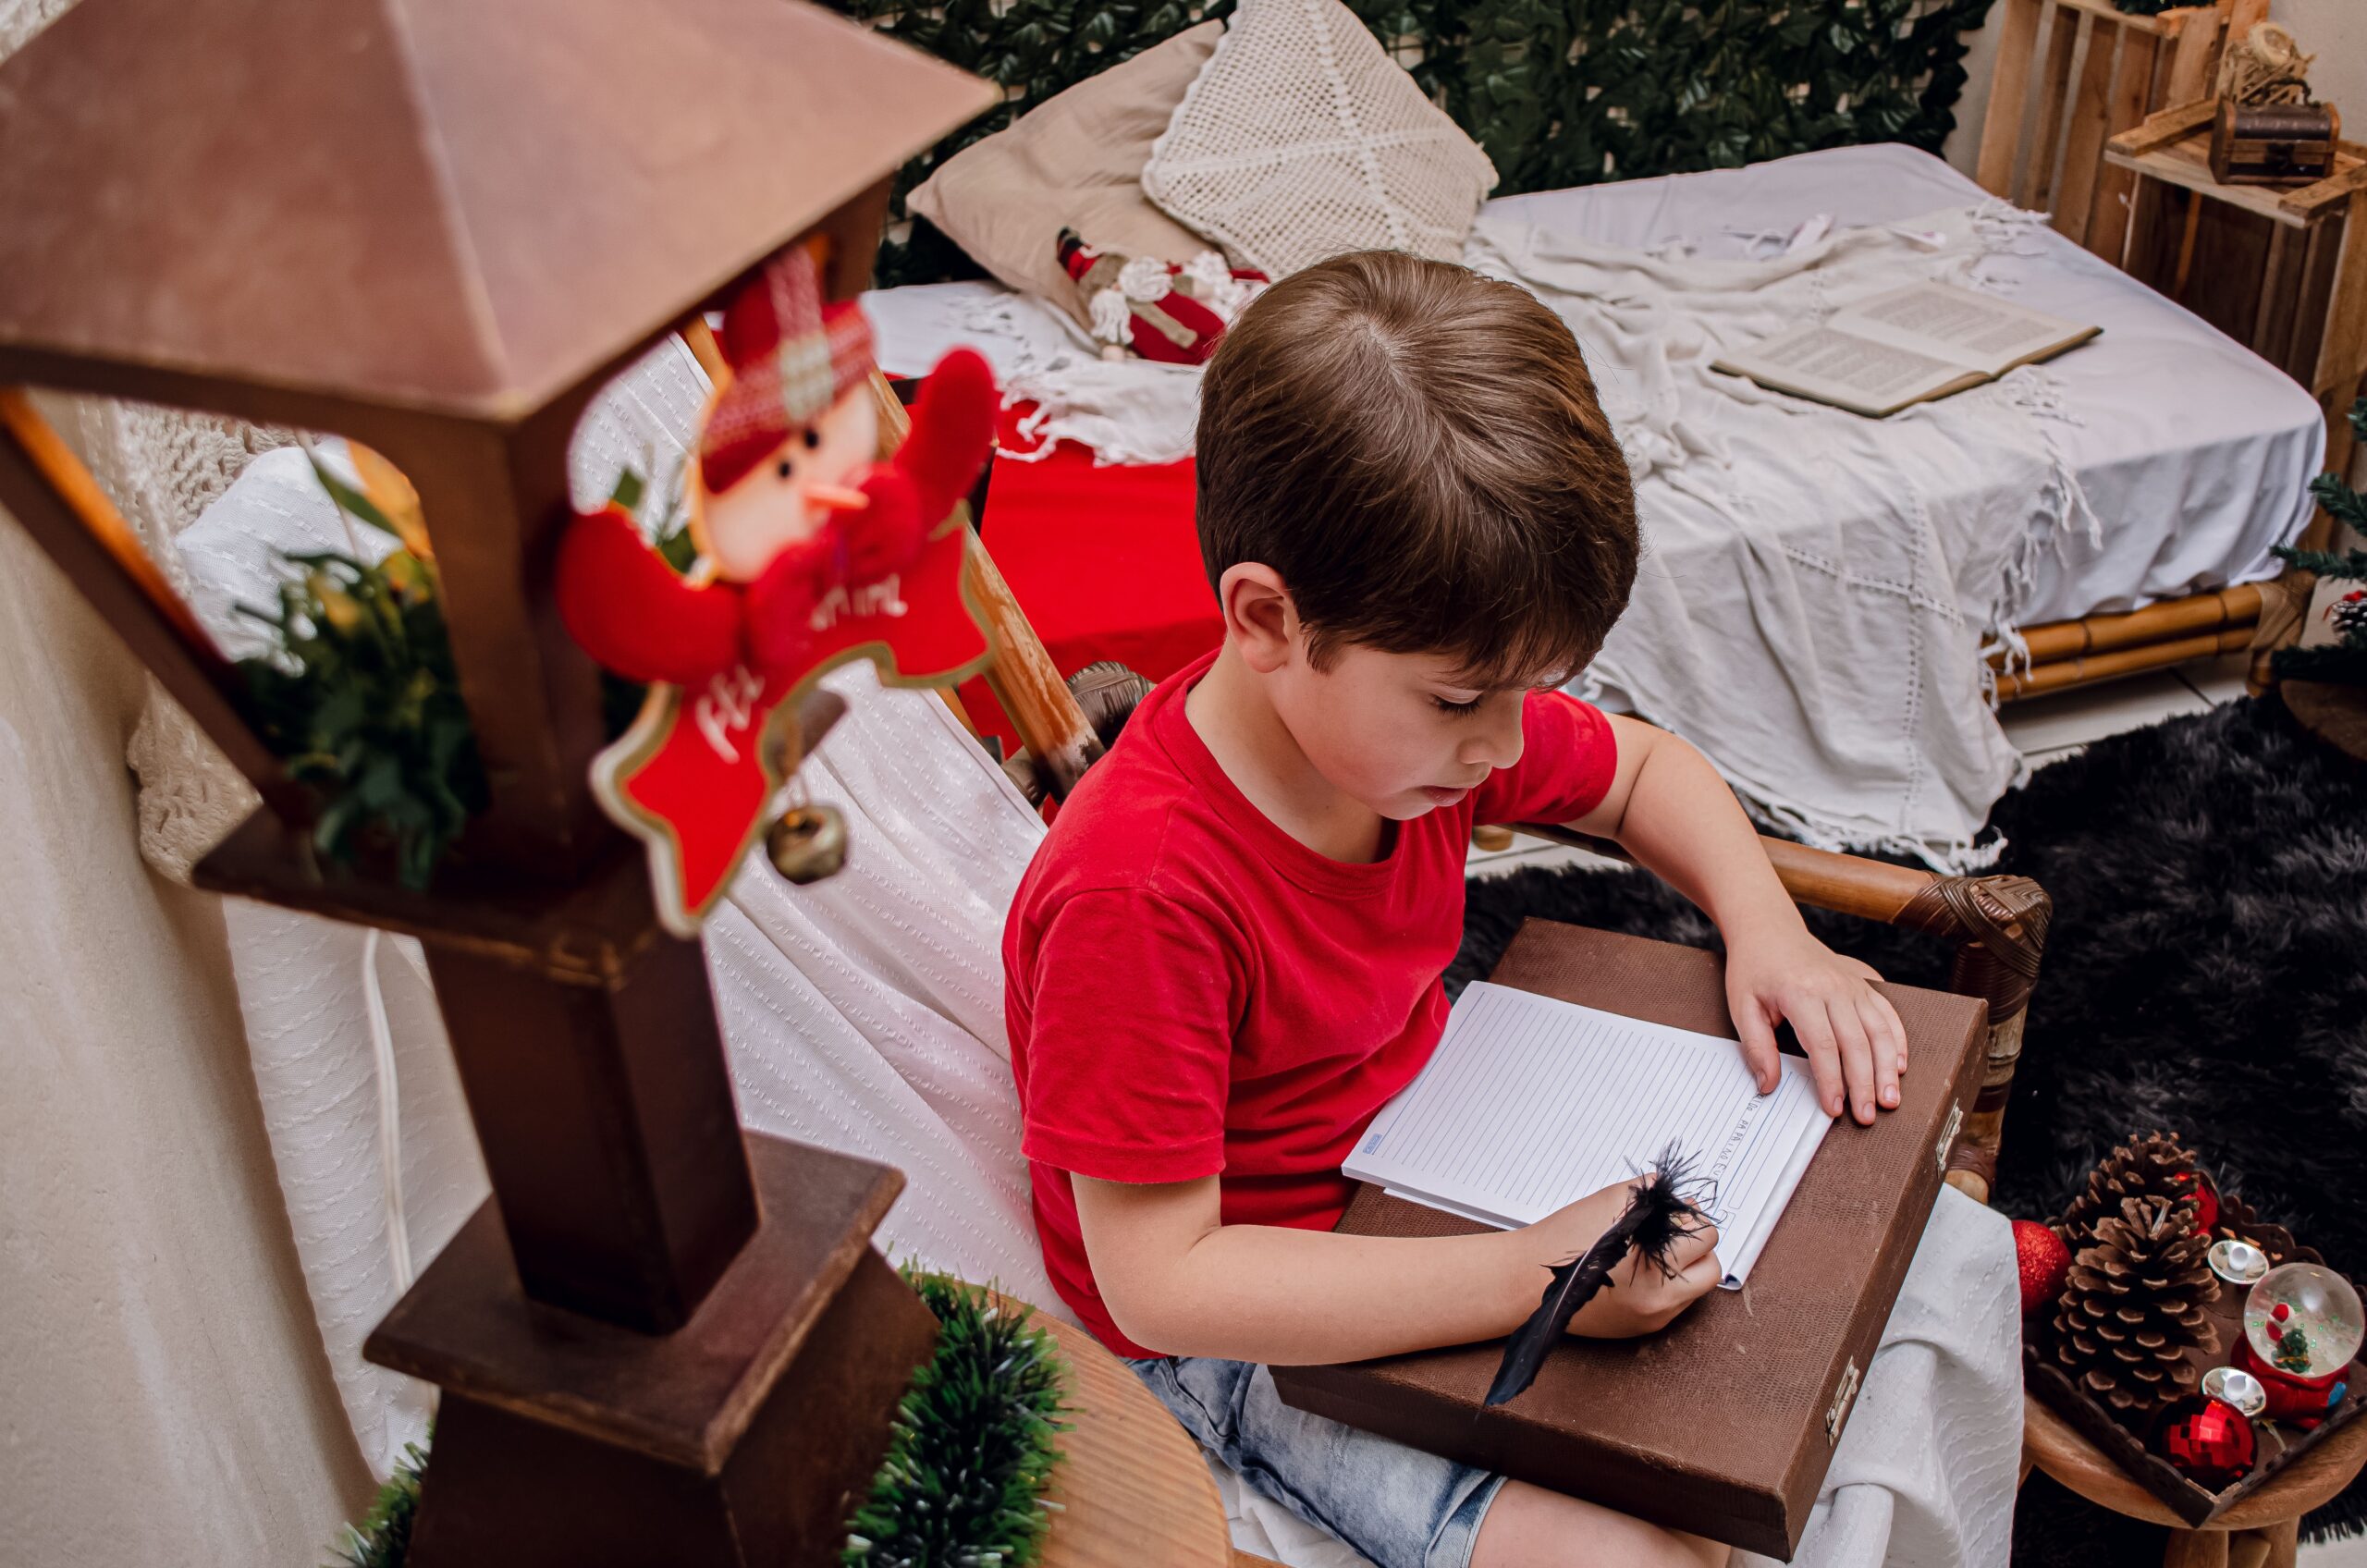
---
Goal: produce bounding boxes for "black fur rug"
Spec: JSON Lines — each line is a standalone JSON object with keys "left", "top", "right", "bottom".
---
{"left": 1453, "top": 694, "right": 2367, "bottom": 1560}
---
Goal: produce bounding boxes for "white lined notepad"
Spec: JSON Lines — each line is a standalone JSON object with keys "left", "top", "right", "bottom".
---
{"left": 1345, "top": 983, "right": 1833, "bottom": 1289}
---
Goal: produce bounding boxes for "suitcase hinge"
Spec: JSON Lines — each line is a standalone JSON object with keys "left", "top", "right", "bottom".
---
{"left": 1934, "top": 1102, "right": 1964, "bottom": 1178}
{"left": 1825, "top": 1357, "right": 1861, "bottom": 1446}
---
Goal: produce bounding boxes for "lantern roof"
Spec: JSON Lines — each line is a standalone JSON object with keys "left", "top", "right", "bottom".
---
{"left": 0, "top": 0, "right": 992, "bottom": 421}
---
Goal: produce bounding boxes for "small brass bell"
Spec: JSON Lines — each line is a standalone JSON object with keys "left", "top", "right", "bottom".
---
{"left": 767, "top": 802, "right": 848, "bottom": 885}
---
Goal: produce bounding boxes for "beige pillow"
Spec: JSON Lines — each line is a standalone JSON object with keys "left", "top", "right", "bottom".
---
{"left": 1141, "top": 0, "right": 1496, "bottom": 280}
{"left": 907, "top": 22, "right": 1224, "bottom": 328}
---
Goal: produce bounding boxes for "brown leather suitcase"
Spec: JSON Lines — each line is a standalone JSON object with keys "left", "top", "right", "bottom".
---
{"left": 1269, "top": 918, "right": 1992, "bottom": 1561}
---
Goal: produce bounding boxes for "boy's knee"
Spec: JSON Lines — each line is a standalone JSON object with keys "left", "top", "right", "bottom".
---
{"left": 1469, "top": 1479, "right": 1731, "bottom": 1568}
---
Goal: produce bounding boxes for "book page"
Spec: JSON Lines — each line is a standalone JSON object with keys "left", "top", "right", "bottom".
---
{"left": 1831, "top": 282, "right": 2091, "bottom": 375}
{"left": 1346, "top": 983, "right": 1832, "bottom": 1289}
{"left": 1712, "top": 324, "right": 1972, "bottom": 417}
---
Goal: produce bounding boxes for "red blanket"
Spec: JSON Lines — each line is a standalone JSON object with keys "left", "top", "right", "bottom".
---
{"left": 957, "top": 413, "right": 1216, "bottom": 753}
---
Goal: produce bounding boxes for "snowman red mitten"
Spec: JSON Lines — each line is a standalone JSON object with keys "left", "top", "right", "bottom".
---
{"left": 555, "top": 502, "right": 745, "bottom": 687}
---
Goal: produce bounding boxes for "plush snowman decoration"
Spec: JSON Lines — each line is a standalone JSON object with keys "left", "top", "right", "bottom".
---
{"left": 553, "top": 245, "right": 1000, "bottom": 929}
{"left": 556, "top": 247, "right": 996, "bottom": 688}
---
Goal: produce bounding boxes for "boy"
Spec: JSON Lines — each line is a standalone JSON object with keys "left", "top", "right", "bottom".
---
{"left": 1002, "top": 251, "right": 1908, "bottom": 1568}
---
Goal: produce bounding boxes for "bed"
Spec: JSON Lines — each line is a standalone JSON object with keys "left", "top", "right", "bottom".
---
{"left": 864, "top": 141, "right": 2322, "bottom": 863}
{"left": 1484, "top": 142, "right": 2321, "bottom": 629}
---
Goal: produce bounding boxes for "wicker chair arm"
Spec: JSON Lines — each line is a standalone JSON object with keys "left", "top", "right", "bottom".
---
{"left": 1511, "top": 823, "right": 1939, "bottom": 921}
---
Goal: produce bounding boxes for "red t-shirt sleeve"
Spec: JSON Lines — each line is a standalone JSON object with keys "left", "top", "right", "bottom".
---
{"left": 1018, "top": 887, "right": 1245, "bottom": 1184}
{"left": 1473, "top": 691, "right": 1620, "bottom": 827}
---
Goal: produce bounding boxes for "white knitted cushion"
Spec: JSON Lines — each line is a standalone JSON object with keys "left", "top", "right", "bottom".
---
{"left": 1140, "top": 0, "right": 1496, "bottom": 280}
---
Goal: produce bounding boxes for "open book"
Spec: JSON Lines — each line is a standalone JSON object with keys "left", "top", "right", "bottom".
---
{"left": 1711, "top": 281, "right": 2099, "bottom": 416}
{"left": 1345, "top": 982, "right": 1832, "bottom": 1289}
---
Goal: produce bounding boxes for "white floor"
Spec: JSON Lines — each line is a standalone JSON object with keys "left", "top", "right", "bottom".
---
{"left": 2310, "top": 1531, "right": 2367, "bottom": 1565}
{"left": 1470, "top": 662, "right": 2367, "bottom": 1562}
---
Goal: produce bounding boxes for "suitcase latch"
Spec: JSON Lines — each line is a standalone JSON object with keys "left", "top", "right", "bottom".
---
{"left": 1935, "top": 1102, "right": 1964, "bottom": 1177}
{"left": 1825, "top": 1357, "right": 1861, "bottom": 1446}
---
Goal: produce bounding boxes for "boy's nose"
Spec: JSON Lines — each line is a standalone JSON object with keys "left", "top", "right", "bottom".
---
{"left": 1464, "top": 703, "right": 1524, "bottom": 771}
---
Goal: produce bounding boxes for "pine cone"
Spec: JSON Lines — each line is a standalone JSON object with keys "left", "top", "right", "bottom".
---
{"left": 2056, "top": 1132, "right": 2201, "bottom": 1248}
{"left": 2053, "top": 1194, "right": 2221, "bottom": 1415}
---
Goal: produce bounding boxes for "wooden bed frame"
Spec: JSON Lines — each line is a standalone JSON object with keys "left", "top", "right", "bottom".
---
{"left": 1974, "top": 0, "right": 2351, "bottom": 702}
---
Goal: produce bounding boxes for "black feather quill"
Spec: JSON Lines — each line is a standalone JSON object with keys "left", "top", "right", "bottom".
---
{"left": 1484, "top": 1147, "right": 1712, "bottom": 1407}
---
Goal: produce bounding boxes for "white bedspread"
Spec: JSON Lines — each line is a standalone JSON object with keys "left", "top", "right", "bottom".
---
{"left": 1468, "top": 201, "right": 2086, "bottom": 864}
{"left": 870, "top": 143, "right": 2322, "bottom": 626}
{"left": 1486, "top": 145, "right": 2321, "bottom": 627}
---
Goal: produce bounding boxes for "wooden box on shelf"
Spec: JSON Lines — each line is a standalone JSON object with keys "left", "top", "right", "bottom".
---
{"left": 2210, "top": 99, "right": 2342, "bottom": 186}
{"left": 2106, "top": 99, "right": 2367, "bottom": 469}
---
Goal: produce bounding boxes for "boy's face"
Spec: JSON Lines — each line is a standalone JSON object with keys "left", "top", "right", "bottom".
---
{"left": 1269, "top": 640, "right": 1563, "bottom": 821}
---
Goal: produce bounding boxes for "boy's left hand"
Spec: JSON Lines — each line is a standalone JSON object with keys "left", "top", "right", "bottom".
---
{"left": 1724, "top": 920, "right": 1907, "bottom": 1125}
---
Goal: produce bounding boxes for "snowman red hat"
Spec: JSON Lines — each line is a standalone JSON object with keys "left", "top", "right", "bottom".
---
{"left": 699, "top": 253, "right": 877, "bottom": 496}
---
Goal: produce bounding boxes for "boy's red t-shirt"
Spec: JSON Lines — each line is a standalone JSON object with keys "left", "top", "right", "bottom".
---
{"left": 1002, "top": 650, "right": 1619, "bottom": 1357}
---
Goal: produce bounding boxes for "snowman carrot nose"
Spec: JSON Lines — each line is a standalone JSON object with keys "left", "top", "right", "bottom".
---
{"left": 805, "top": 483, "right": 870, "bottom": 513}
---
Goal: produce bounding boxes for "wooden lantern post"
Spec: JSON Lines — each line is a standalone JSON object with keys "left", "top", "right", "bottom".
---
{"left": 0, "top": 1, "right": 996, "bottom": 1561}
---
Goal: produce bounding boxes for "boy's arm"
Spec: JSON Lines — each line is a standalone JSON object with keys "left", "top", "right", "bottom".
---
{"left": 1073, "top": 1171, "right": 1720, "bottom": 1366}
{"left": 1566, "top": 712, "right": 1907, "bottom": 1125}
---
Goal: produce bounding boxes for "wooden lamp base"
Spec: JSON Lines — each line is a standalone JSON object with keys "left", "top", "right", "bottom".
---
{"left": 366, "top": 1133, "right": 939, "bottom": 1568}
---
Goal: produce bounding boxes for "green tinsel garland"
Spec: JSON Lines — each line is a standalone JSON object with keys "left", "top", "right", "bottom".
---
{"left": 326, "top": 1276, "right": 1067, "bottom": 1568}
{"left": 845, "top": 1273, "right": 1070, "bottom": 1568}
{"left": 327, "top": 1440, "right": 426, "bottom": 1568}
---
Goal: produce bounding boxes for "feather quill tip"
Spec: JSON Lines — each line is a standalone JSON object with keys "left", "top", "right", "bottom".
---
{"left": 1483, "top": 1146, "right": 1712, "bottom": 1407}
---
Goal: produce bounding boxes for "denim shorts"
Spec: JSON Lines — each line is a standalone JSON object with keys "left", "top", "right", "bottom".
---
{"left": 1129, "top": 1355, "right": 1505, "bottom": 1568}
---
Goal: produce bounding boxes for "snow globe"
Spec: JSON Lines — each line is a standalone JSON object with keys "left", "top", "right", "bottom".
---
{"left": 2235, "top": 1263, "right": 2362, "bottom": 1427}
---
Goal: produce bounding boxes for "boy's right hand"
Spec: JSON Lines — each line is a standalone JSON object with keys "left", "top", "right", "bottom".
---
{"left": 1517, "top": 1181, "right": 1723, "bottom": 1340}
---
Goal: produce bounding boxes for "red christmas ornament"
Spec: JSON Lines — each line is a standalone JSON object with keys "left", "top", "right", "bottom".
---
{"left": 2014, "top": 1219, "right": 2072, "bottom": 1317}
{"left": 2173, "top": 1169, "right": 2220, "bottom": 1234}
{"left": 2154, "top": 1396, "right": 2256, "bottom": 1490}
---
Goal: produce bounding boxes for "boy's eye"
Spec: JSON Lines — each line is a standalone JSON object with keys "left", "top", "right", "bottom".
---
{"left": 803, "top": 428, "right": 822, "bottom": 449}
{"left": 1429, "top": 693, "right": 1485, "bottom": 716}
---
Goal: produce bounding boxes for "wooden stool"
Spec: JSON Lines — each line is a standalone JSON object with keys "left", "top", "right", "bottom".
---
{"left": 2023, "top": 1394, "right": 2367, "bottom": 1568}
{"left": 1015, "top": 1304, "right": 1235, "bottom": 1568}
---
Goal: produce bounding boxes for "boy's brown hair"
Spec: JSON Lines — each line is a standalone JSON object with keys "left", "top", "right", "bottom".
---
{"left": 1196, "top": 250, "right": 1637, "bottom": 684}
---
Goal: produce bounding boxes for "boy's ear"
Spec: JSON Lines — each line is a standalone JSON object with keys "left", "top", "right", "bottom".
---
{"left": 1216, "top": 562, "right": 1298, "bottom": 675}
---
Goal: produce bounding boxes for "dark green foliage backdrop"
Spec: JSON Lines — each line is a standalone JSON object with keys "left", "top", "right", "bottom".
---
{"left": 824, "top": 0, "right": 1995, "bottom": 288}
